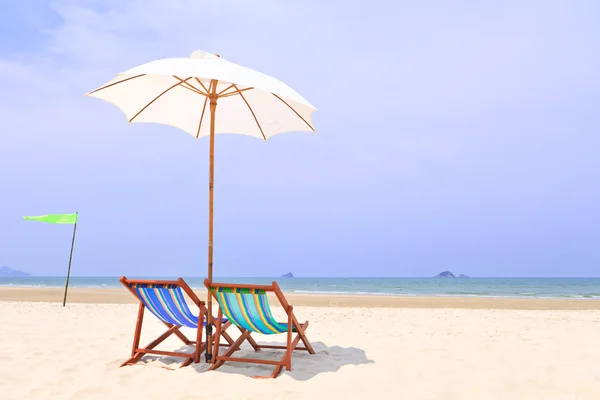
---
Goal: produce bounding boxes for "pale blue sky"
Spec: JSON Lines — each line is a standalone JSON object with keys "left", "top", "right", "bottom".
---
{"left": 1, "top": 1, "right": 599, "bottom": 277}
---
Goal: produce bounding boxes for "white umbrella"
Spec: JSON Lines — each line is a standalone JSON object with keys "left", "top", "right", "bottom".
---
{"left": 86, "top": 49, "right": 317, "bottom": 363}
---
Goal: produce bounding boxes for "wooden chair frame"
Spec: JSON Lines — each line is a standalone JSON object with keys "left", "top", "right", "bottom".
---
{"left": 205, "top": 279, "right": 315, "bottom": 378}
{"left": 120, "top": 276, "right": 235, "bottom": 369}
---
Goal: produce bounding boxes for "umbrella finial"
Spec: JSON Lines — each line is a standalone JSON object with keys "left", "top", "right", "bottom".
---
{"left": 190, "top": 50, "right": 220, "bottom": 60}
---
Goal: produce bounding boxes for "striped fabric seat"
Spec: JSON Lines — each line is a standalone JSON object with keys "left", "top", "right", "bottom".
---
{"left": 212, "top": 287, "right": 290, "bottom": 334}
{"left": 132, "top": 284, "right": 225, "bottom": 328}
{"left": 206, "top": 280, "right": 315, "bottom": 378}
{"left": 120, "top": 277, "right": 237, "bottom": 369}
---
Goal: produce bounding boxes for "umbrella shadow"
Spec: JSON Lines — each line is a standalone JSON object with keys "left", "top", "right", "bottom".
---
{"left": 187, "top": 341, "right": 375, "bottom": 381}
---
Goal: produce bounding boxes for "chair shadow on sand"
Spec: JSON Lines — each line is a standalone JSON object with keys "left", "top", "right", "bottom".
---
{"left": 137, "top": 341, "right": 374, "bottom": 380}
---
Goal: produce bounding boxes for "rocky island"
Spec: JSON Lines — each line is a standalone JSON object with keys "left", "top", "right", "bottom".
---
{"left": 434, "top": 271, "right": 469, "bottom": 278}
{"left": 281, "top": 272, "right": 294, "bottom": 278}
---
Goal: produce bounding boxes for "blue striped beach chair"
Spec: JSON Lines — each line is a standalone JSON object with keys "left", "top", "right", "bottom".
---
{"left": 120, "top": 276, "right": 234, "bottom": 368}
{"left": 205, "top": 279, "right": 315, "bottom": 378}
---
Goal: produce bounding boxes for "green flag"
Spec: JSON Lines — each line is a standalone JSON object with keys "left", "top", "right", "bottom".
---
{"left": 23, "top": 213, "right": 78, "bottom": 224}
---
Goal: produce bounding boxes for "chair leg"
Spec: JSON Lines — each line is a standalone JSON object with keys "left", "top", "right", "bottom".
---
{"left": 296, "top": 320, "right": 315, "bottom": 354}
{"left": 121, "top": 325, "right": 182, "bottom": 367}
{"left": 131, "top": 303, "right": 145, "bottom": 357}
{"left": 286, "top": 307, "right": 293, "bottom": 371}
{"left": 251, "top": 364, "right": 284, "bottom": 379}
{"left": 249, "top": 360, "right": 287, "bottom": 379}
{"left": 194, "top": 305, "right": 205, "bottom": 363}
{"left": 271, "top": 365, "right": 285, "bottom": 378}
{"left": 212, "top": 309, "right": 223, "bottom": 361}
{"left": 181, "top": 357, "right": 194, "bottom": 367}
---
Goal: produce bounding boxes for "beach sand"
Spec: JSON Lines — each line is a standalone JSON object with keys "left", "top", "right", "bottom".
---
{"left": 3, "top": 287, "right": 600, "bottom": 309}
{"left": 1, "top": 289, "right": 599, "bottom": 399}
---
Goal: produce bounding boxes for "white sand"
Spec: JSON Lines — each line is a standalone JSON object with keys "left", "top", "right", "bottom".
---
{"left": 1, "top": 301, "right": 599, "bottom": 399}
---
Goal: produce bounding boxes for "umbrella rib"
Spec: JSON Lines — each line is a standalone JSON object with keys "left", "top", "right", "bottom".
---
{"left": 196, "top": 95, "right": 209, "bottom": 139}
{"left": 86, "top": 74, "right": 146, "bottom": 95}
{"left": 173, "top": 76, "right": 208, "bottom": 96}
{"left": 195, "top": 78, "right": 210, "bottom": 94}
{"left": 219, "top": 87, "right": 254, "bottom": 98}
{"left": 128, "top": 77, "right": 193, "bottom": 123}
{"left": 180, "top": 84, "right": 205, "bottom": 96}
{"left": 217, "top": 84, "right": 236, "bottom": 96}
{"left": 272, "top": 94, "right": 315, "bottom": 132}
{"left": 233, "top": 84, "right": 266, "bottom": 140}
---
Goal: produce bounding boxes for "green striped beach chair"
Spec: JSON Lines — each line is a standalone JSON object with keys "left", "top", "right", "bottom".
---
{"left": 205, "top": 279, "right": 315, "bottom": 378}
{"left": 120, "top": 276, "right": 234, "bottom": 369}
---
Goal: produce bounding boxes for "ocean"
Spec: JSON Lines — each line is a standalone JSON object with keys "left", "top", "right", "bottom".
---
{"left": 0, "top": 277, "right": 599, "bottom": 299}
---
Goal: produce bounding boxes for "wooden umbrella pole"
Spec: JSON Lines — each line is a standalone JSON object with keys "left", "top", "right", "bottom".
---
{"left": 62, "top": 212, "right": 78, "bottom": 307}
{"left": 205, "top": 80, "right": 218, "bottom": 363}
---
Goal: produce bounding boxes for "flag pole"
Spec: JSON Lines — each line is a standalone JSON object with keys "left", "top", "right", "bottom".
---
{"left": 62, "top": 212, "right": 78, "bottom": 307}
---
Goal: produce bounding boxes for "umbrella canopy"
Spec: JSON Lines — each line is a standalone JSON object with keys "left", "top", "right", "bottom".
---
{"left": 87, "top": 50, "right": 316, "bottom": 139}
{"left": 86, "top": 49, "right": 317, "bottom": 363}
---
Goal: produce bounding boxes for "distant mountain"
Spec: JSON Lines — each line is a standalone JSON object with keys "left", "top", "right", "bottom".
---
{"left": 281, "top": 272, "right": 294, "bottom": 278}
{"left": 0, "top": 266, "right": 31, "bottom": 277}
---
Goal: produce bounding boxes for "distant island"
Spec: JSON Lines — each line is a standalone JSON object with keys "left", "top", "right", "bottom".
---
{"left": 434, "top": 271, "right": 469, "bottom": 278}
{"left": 0, "top": 266, "right": 31, "bottom": 277}
{"left": 281, "top": 272, "right": 294, "bottom": 278}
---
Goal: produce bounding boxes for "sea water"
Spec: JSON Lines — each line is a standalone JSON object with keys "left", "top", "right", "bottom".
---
{"left": 0, "top": 277, "right": 599, "bottom": 299}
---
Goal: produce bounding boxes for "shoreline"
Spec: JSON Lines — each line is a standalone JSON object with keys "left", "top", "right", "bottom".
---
{"left": 1, "top": 287, "right": 599, "bottom": 309}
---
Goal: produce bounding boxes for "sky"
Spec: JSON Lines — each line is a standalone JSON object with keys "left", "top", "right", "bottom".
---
{"left": 1, "top": 0, "right": 599, "bottom": 278}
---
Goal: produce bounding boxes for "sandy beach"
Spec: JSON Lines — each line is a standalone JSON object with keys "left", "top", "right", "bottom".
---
{"left": 3, "top": 287, "right": 600, "bottom": 309}
{"left": 1, "top": 290, "right": 599, "bottom": 399}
